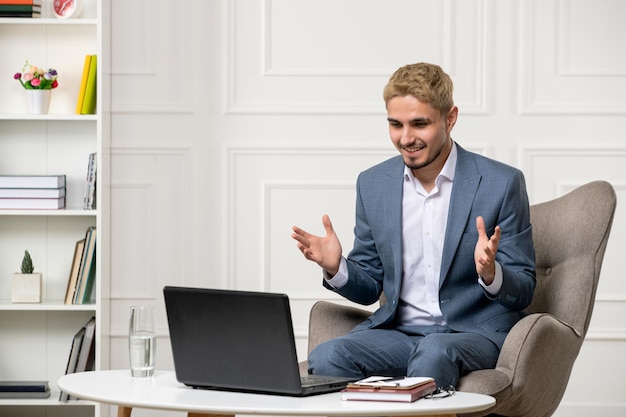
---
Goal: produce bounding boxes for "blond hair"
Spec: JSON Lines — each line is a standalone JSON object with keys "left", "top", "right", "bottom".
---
{"left": 383, "top": 63, "right": 454, "bottom": 116}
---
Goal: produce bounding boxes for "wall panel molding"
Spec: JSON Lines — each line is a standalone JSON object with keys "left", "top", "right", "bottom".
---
{"left": 225, "top": 0, "right": 490, "bottom": 115}
{"left": 111, "top": 0, "right": 193, "bottom": 114}
{"left": 519, "top": 144, "right": 626, "bottom": 201}
{"left": 110, "top": 147, "right": 192, "bottom": 301}
{"left": 519, "top": 0, "right": 626, "bottom": 114}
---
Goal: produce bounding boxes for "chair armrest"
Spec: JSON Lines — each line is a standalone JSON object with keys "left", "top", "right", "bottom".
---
{"left": 307, "top": 301, "right": 371, "bottom": 356}
{"left": 458, "top": 313, "right": 582, "bottom": 417}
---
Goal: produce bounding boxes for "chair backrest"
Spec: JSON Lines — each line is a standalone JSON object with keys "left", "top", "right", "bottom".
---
{"left": 526, "top": 181, "right": 616, "bottom": 338}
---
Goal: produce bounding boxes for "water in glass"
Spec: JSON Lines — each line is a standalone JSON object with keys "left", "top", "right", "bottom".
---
{"left": 129, "top": 305, "right": 156, "bottom": 377}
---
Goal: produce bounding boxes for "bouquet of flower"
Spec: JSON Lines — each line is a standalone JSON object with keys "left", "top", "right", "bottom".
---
{"left": 14, "top": 60, "right": 59, "bottom": 90}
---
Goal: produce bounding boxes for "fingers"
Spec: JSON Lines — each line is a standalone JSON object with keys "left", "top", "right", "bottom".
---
{"left": 321, "top": 214, "right": 334, "bottom": 235}
{"left": 475, "top": 217, "right": 500, "bottom": 276}
{"left": 291, "top": 226, "right": 309, "bottom": 246}
{"left": 475, "top": 216, "right": 486, "bottom": 239}
{"left": 292, "top": 215, "right": 339, "bottom": 269}
{"left": 291, "top": 216, "right": 326, "bottom": 258}
{"left": 292, "top": 215, "right": 333, "bottom": 244}
{"left": 475, "top": 216, "right": 501, "bottom": 245}
{"left": 492, "top": 225, "right": 501, "bottom": 244}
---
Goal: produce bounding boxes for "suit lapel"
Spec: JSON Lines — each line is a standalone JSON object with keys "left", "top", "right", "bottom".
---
{"left": 382, "top": 157, "right": 404, "bottom": 287}
{"left": 439, "top": 146, "right": 481, "bottom": 286}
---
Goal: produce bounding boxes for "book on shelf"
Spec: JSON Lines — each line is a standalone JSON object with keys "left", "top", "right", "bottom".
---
{"left": 59, "top": 326, "right": 86, "bottom": 402}
{"left": 0, "top": 10, "right": 40, "bottom": 17}
{"left": 0, "top": 380, "right": 50, "bottom": 399}
{"left": 0, "top": 4, "right": 41, "bottom": 11}
{"left": 59, "top": 316, "right": 96, "bottom": 402}
{"left": 341, "top": 376, "right": 436, "bottom": 403}
{"left": 74, "top": 317, "right": 96, "bottom": 373}
{"left": 0, "top": 0, "right": 41, "bottom": 16}
{"left": 64, "top": 237, "right": 86, "bottom": 304}
{"left": 77, "top": 248, "right": 97, "bottom": 303}
{"left": 0, "top": 0, "right": 42, "bottom": 5}
{"left": 0, "top": 380, "right": 48, "bottom": 392}
{"left": 81, "top": 55, "right": 97, "bottom": 115}
{"left": 72, "top": 226, "right": 96, "bottom": 304}
{"left": 0, "top": 197, "right": 65, "bottom": 210}
{"left": 83, "top": 152, "right": 97, "bottom": 209}
{"left": 0, "top": 390, "right": 50, "bottom": 399}
{"left": 0, "top": 187, "right": 65, "bottom": 199}
{"left": 0, "top": 175, "right": 66, "bottom": 189}
{"left": 76, "top": 55, "right": 92, "bottom": 114}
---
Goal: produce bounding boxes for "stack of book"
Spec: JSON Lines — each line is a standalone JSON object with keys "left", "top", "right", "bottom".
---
{"left": 0, "top": 175, "right": 66, "bottom": 210}
{"left": 0, "top": 380, "right": 50, "bottom": 399}
{"left": 341, "top": 376, "right": 436, "bottom": 403}
{"left": 59, "top": 317, "right": 96, "bottom": 401}
{"left": 0, "top": 0, "right": 41, "bottom": 18}
{"left": 64, "top": 226, "right": 97, "bottom": 304}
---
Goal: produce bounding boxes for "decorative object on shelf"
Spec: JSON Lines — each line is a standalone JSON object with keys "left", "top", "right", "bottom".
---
{"left": 13, "top": 60, "right": 59, "bottom": 114}
{"left": 11, "top": 250, "right": 43, "bottom": 303}
{"left": 25, "top": 89, "right": 51, "bottom": 114}
{"left": 52, "top": 0, "right": 81, "bottom": 19}
{"left": 14, "top": 60, "right": 59, "bottom": 89}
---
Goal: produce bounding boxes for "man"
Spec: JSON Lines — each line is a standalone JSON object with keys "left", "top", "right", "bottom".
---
{"left": 291, "top": 63, "right": 536, "bottom": 387}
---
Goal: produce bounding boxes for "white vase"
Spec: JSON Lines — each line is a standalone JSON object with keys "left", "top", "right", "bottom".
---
{"left": 26, "top": 89, "right": 52, "bottom": 114}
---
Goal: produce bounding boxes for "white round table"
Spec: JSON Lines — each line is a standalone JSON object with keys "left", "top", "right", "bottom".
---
{"left": 58, "top": 370, "right": 495, "bottom": 417}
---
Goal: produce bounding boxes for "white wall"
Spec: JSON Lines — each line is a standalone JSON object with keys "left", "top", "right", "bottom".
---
{"left": 107, "top": 1, "right": 626, "bottom": 416}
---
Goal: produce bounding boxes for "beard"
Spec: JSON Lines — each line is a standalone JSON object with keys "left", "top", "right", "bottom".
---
{"left": 402, "top": 140, "right": 447, "bottom": 171}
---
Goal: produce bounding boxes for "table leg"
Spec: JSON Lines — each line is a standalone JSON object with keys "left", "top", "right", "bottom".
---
{"left": 188, "top": 413, "right": 234, "bottom": 417}
{"left": 423, "top": 415, "right": 456, "bottom": 417}
{"left": 117, "top": 407, "right": 132, "bottom": 417}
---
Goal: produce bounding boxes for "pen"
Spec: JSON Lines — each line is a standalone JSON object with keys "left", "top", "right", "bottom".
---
{"left": 360, "top": 377, "right": 407, "bottom": 387}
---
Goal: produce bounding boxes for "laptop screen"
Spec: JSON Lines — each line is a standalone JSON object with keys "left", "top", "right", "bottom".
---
{"left": 164, "top": 286, "right": 306, "bottom": 395}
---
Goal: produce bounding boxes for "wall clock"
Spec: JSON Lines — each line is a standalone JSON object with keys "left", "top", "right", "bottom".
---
{"left": 52, "top": 0, "right": 82, "bottom": 19}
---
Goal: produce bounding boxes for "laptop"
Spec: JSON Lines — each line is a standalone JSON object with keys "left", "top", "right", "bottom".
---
{"left": 163, "top": 286, "right": 356, "bottom": 396}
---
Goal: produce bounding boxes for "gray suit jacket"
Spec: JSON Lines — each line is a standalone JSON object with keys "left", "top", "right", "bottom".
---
{"left": 325, "top": 143, "right": 536, "bottom": 347}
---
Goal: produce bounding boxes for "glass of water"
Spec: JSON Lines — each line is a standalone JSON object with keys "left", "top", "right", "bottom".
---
{"left": 129, "top": 305, "right": 156, "bottom": 377}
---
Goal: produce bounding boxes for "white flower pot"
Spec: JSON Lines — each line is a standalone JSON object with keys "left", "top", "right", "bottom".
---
{"left": 26, "top": 89, "right": 52, "bottom": 114}
{"left": 11, "top": 273, "right": 42, "bottom": 303}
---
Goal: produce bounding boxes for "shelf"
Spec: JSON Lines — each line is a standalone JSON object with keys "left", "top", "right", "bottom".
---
{"left": 0, "top": 114, "right": 97, "bottom": 121}
{"left": 0, "top": 390, "right": 95, "bottom": 406}
{"left": 0, "top": 300, "right": 96, "bottom": 311}
{"left": 0, "top": 209, "right": 96, "bottom": 216}
{"left": 0, "top": 18, "right": 97, "bottom": 25}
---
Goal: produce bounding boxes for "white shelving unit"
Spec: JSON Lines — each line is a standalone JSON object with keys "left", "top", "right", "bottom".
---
{"left": 0, "top": 1, "right": 109, "bottom": 416}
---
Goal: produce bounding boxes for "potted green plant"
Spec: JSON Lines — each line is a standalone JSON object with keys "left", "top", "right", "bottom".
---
{"left": 11, "top": 250, "right": 42, "bottom": 303}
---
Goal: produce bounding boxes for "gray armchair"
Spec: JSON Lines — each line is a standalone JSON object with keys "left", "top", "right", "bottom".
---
{"left": 302, "top": 180, "right": 616, "bottom": 417}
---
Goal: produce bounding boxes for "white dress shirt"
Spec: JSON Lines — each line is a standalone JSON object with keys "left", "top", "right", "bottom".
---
{"left": 326, "top": 143, "right": 502, "bottom": 326}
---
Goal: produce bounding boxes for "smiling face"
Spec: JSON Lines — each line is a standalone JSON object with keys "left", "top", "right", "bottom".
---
{"left": 387, "top": 95, "right": 458, "bottom": 188}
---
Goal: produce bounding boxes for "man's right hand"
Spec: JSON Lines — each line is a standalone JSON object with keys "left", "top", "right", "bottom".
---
{"left": 291, "top": 214, "right": 342, "bottom": 276}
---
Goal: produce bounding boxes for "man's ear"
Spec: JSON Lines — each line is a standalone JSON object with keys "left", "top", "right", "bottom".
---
{"left": 446, "top": 106, "right": 458, "bottom": 133}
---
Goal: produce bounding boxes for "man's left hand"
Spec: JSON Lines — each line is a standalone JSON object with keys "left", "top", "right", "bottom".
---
{"left": 474, "top": 216, "right": 501, "bottom": 284}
